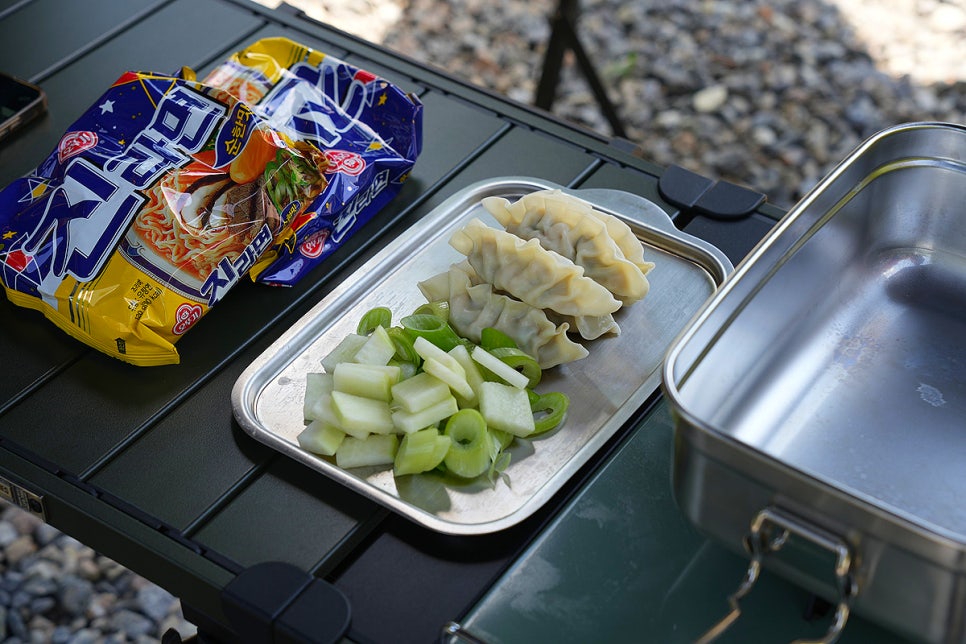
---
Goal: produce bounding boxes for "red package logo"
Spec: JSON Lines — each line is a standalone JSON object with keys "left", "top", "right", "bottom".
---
{"left": 172, "top": 303, "right": 203, "bottom": 335}
{"left": 57, "top": 131, "right": 99, "bottom": 163}
{"left": 3, "top": 250, "right": 33, "bottom": 272}
{"left": 324, "top": 149, "right": 365, "bottom": 176}
{"left": 299, "top": 229, "right": 330, "bottom": 258}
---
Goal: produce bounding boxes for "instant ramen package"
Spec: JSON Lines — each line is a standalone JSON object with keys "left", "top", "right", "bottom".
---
{"left": 0, "top": 38, "right": 422, "bottom": 366}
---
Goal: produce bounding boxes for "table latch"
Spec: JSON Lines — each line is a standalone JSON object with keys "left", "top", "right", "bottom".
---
{"left": 0, "top": 473, "right": 46, "bottom": 521}
{"left": 658, "top": 164, "right": 766, "bottom": 222}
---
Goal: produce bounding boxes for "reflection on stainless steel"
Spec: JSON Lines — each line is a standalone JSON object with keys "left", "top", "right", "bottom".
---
{"left": 233, "top": 176, "right": 731, "bottom": 535}
{"left": 664, "top": 122, "right": 966, "bottom": 642}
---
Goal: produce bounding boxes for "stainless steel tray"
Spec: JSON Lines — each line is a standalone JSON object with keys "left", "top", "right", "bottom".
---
{"left": 233, "top": 176, "right": 731, "bottom": 535}
{"left": 664, "top": 123, "right": 966, "bottom": 642}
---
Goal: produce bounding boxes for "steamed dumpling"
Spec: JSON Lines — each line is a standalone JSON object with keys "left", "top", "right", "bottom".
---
{"left": 418, "top": 262, "right": 589, "bottom": 368}
{"left": 585, "top": 205, "right": 656, "bottom": 277}
{"left": 449, "top": 218, "right": 621, "bottom": 317}
{"left": 547, "top": 309, "right": 620, "bottom": 341}
{"left": 483, "top": 189, "right": 651, "bottom": 303}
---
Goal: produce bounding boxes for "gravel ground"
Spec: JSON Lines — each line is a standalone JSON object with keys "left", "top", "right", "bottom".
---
{"left": 283, "top": 0, "right": 966, "bottom": 208}
{"left": 3, "top": 0, "right": 965, "bottom": 641}
{"left": 0, "top": 503, "right": 196, "bottom": 643}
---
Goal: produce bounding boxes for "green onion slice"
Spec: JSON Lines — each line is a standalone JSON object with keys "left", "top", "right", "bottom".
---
{"left": 443, "top": 409, "right": 492, "bottom": 479}
{"left": 489, "top": 427, "right": 514, "bottom": 451}
{"left": 357, "top": 306, "right": 392, "bottom": 335}
{"left": 487, "top": 450, "right": 512, "bottom": 487}
{"left": 488, "top": 347, "right": 542, "bottom": 388}
{"left": 387, "top": 326, "right": 421, "bottom": 366}
{"left": 413, "top": 301, "right": 450, "bottom": 322}
{"left": 480, "top": 327, "right": 518, "bottom": 350}
{"left": 401, "top": 313, "right": 463, "bottom": 351}
{"left": 388, "top": 357, "right": 419, "bottom": 380}
{"left": 530, "top": 391, "right": 569, "bottom": 435}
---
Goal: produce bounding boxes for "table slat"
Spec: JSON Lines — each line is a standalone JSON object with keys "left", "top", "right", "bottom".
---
{"left": 0, "top": 0, "right": 166, "bottom": 81}
{"left": 190, "top": 456, "right": 382, "bottom": 571}
{"left": 0, "top": 0, "right": 265, "bottom": 186}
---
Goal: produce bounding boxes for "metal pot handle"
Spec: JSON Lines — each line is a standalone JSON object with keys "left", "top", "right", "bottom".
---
{"left": 697, "top": 507, "right": 857, "bottom": 644}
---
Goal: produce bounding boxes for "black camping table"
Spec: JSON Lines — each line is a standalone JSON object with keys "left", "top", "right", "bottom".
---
{"left": 0, "top": 1, "right": 911, "bottom": 642}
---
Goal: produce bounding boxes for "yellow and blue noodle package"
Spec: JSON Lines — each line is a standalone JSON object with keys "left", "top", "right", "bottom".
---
{"left": 0, "top": 38, "right": 422, "bottom": 365}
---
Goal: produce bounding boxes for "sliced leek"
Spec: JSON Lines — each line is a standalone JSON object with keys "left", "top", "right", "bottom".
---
{"left": 480, "top": 327, "right": 518, "bottom": 350}
{"left": 357, "top": 306, "right": 393, "bottom": 335}
{"left": 302, "top": 300, "right": 575, "bottom": 486}
{"left": 401, "top": 313, "right": 463, "bottom": 351}
{"left": 530, "top": 391, "right": 569, "bottom": 435}
{"left": 488, "top": 347, "right": 542, "bottom": 388}
{"left": 412, "top": 300, "right": 450, "bottom": 322}
{"left": 443, "top": 409, "right": 492, "bottom": 478}
{"left": 387, "top": 326, "right": 421, "bottom": 366}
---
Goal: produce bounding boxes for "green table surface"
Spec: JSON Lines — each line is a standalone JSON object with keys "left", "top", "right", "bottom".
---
{"left": 456, "top": 401, "right": 909, "bottom": 643}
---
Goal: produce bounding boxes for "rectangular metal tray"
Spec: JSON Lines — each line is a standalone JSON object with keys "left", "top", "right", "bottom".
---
{"left": 233, "top": 176, "right": 731, "bottom": 535}
{"left": 664, "top": 123, "right": 966, "bottom": 642}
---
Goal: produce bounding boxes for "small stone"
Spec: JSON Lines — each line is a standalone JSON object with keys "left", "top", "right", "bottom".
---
{"left": 109, "top": 609, "right": 154, "bottom": 639}
{"left": 77, "top": 558, "right": 100, "bottom": 582}
{"left": 27, "top": 614, "right": 55, "bottom": 643}
{"left": 28, "top": 596, "right": 56, "bottom": 615}
{"left": 32, "top": 524, "right": 61, "bottom": 548}
{"left": 136, "top": 584, "right": 175, "bottom": 623}
{"left": 5, "top": 536, "right": 37, "bottom": 565}
{"left": 6, "top": 509, "right": 40, "bottom": 536}
{"left": 66, "top": 628, "right": 102, "bottom": 644}
{"left": 655, "top": 109, "right": 683, "bottom": 128}
{"left": 59, "top": 576, "right": 95, "bottom": 617}
{"left": 24, "top": 558, "right": 59, "bottom": 580}
{"left": 98, "top": 559, "right": 127, "bottom": 582}
{"left": 86, "top": 592, "right": 116, "bottom": 620}
{"left": 0, "top": 522, "right": 19, "bottom": 547}
{"left": 1, "top": 571, "right": 23, "bottom": 592}
{"left": 11, "top": 591, "right": 31, "bottom": 609}
{"left": 6, "top": 607, "right": 27, "bottom": 640}
{"left": 51, "top": 625, "right": 72, "bottom": 644}
{"left": 692, "top": 84, "right": 728, "bottom": 113}
{"left": 751, "top": 125, "right": 777, "bottom": 147}
{"left": 21, "top": 576, "right": 57, "bottom": 597}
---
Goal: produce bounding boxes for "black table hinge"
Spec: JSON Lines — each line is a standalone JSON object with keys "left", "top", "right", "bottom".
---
{"left": 658, "top": 164, "right": 766, "bottom": 224}
{"left": 221, "top": 561, "right": 351, "bottom": 644}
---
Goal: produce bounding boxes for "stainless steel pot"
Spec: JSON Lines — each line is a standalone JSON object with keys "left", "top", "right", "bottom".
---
{"left": 663, "top": 122, "right": 966, "bottom": 643}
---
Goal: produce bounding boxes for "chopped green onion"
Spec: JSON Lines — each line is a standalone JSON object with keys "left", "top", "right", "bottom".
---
{"left": 388, "top": 358, "right": 418, "bottom": 380}
{"left": 488, "top": 347, "right": 542, "bottom": 388}
{"left": 530, "top": 391, "right": 569, "bottom": 435}
{"left": 357, "top": 306, "right": 392, "bottom": 335}
{"left": 489, "top": 428, "right": 514, "bottom": 451}
{"left": 413, "top": 300, "right": 450, "bottom": 322}
{"left": 393, "top": 428, "right": 451, "bottom": 476}
{"left": 401, "top": 313, "right": 463, "bottom": 351}
{"left": 387, "top": 327, "right": 421, "bottom": 367}
{"left": 443, "top": 409, "right": 492, "bottom": 478}
{"left": 480, "top": 327, "right": 518, "bottom": 350}
{"left": 487, "top": 450, "right": 512, "bottom": 487}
